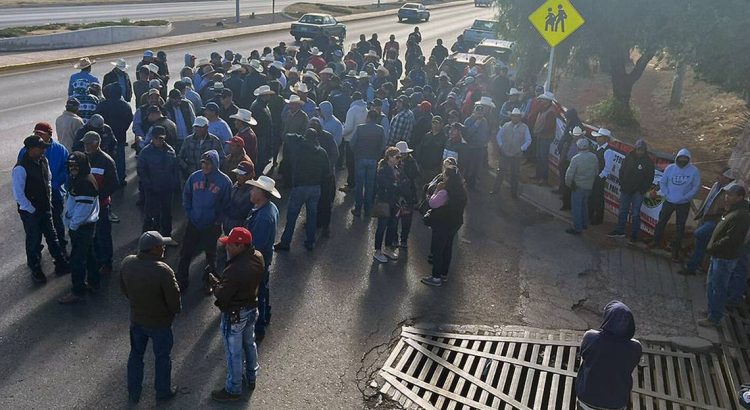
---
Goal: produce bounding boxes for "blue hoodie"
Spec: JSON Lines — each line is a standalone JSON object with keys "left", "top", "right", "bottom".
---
{"left": 659, "top": 148, "right": 701, "bottom": 204}
{"left": 318, "top": 102, "right": 343, "bottom": 146}
{"left": 576, "top": 301, "right": 643, "bottom": 409}
{"left": 182, "top": 149, "right": 232, "bottom": 229}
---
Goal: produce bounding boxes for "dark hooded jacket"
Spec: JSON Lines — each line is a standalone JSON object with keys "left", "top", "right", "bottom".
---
{"left": 95, "top": 83, "right": 134, "bottom": 145}
{"left": 576, "top": 300, "right": 643, "bottom": 409}
{"left": 618, "top": 139, "right": 655, "bottom": 195}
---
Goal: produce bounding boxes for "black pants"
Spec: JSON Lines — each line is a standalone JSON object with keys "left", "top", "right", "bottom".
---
{"left": 463, "top": 146, "right": 483, "bottom": 189}
{"left": 398, "top": 210, "right": 414, "bottom": 243}
{"left": 143, "top": 190, "right": 174, "bottom": 237}
{"left": 176, "top": 222, "right": 221, "bottom": 288}
{"left": 19, "top": 209, "right": 67, "bottom": 272}
{"left": 653, "top": 201, "right": 691, "bottom": 250}
{"left": 345, "top": 142, "right": 355, "bottom": 187}
{"left": 430, "top": 224, "right": 459, "bottom": 278}
{"left": 589, "top": 176, "right": 606, "bottom": 225}
{"left": 317, "top": 175, "right": 336, "bottom": 230}
{"left": 69, "top": 223, "right": 98, "bottom": 296}
{"left": 51, "top": 195, "right": 67, "bottom": 249}
{"left": 559, "top": 160, "right": 571, "bottom": 209}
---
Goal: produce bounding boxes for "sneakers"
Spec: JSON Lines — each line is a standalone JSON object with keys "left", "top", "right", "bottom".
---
{"left": 373, "top": 251, "right": 388, "bottom": 263}
{"left": 211, "top": 388, "right": 241, "bottom": 402}
{"left": 697, "top": 318, "right": 720, "bottom": 328}
{"left": 383, "top": 247, "right": 399, "bottom": 260}
{"left": 164, "top": 237, "right": 179, "bottom": 246}
{"left": 156, "top": 386, "right": 178, "bottom": 402}
{"left": 31, "top": 269, "right": 47, "bottom": 284}
{"left": 273, "top": 242, "right": 290, "bottom": 252}
{"left": 565, "top": 228, "right": 581, "bottom": 235}
{"left": 109, "top": 211, "right": 120, "bottom": 223}
{"left": 421, "top": 276, "right": 443, "bottom": 287}
{"left": 607, "top": 230, "right": 626, "bottom": 238}
{"left": 58, "top": 292, "right": 82, "bottom": 304}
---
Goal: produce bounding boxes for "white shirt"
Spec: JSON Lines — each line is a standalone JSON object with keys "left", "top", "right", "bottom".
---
{"left": 597, "top": 143, "right": 616, "bottom": 179}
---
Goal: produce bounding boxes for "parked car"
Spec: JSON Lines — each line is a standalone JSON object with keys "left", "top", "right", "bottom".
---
{"left": 470, "top": 38, "right": 517, "bottom": 76}
{"left": 462, "top": 19, "right": 499, "bottom": 46}
{"left": 438, "top": 52, "right": 497, "bottom": 84}
{"left": 398, "top": 3, "right": 430, "bottom": 22}
{"left": 474, "top": 0, "right": 492, "bottom": 7}
{"left": 290, "top": 13, "right": 346, "bottom": 42}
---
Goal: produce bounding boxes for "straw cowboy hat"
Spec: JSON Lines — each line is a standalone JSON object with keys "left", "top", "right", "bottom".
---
{"left": 195, "top": 58, "right": 212, "bottom": 67}
{"left": 287, "top": 94, "right": 304, "bottom": 105}
{"left": 110, "top": 58, "right": 128, "bottom": 70}
{"left": 253, "top": 84, "right": 275, "bottom": 96}
{"left": 475, "top": 96, "right": 496, "bottom": 109}
{"left": 591, "top": 127, "right": 612, "bottom": 138}
{"left": 226, "top": 64, "right": 242, "bottom": 73}
{"left": 73, "top": 57, "right": 96, "bottom": 69}
{"left": 247, "top": 59, "right": 264, "bottom": 72}
{"left": 293, "top": 82, "right": 310, "bottom": 94}
{"left": 247, "top": 175, "right": 281, "bottom": 199}
{"left": 269, "top": 61, "right": 285, "bottom": 71}
{"left": 230, "top": 109, "right": 258, "bottom": 125}
{"left": 395, "top": 141, "right": 414, "bottom": 154}
{"left": 365, "top": 50, "right": 380, "bottom": 59}
{"left": 302, "top": 71, "right": 320, "bottom": 83}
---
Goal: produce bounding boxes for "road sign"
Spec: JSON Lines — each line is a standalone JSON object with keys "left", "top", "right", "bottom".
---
{"left": 529, "top": 0, "right": 584, "bottom": 47}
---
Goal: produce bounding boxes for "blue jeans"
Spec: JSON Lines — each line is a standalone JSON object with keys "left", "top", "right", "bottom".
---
{"left": 375, "top": 214, "right": 398, "bottom": 250}
{"left": 707, "top": 257, "right": 738, "bottom": 323}
{"left": 115, "top": 143, "right": 126, "bottom": 185}
{"left": 69, "top": 223, "right": 98, "bottom": 296}
{"left": 614, "top": 191, "right": 644, "bottom": 240}
{"left": 127, "top": 324, "right": 173, "bottom": 400}
{"left": 221, "top": 308, "right": 259, "bottom": 395}
{"left": 685, "top": 220, "right": 718, "bottom": 272}
{"left": 19, "top": 209, "right": 67, "bottom": 271}
{"left": 354, "top": 159, "right": 377, "bottom": 213}
{"left": 94, "top": 204, "right": 113, "bottom": 267}
{"left": 729, "top": 241, "right": 750, "bottom": 304}
{"left": 571, "top": 189, "right": 591, "bottom": 232}
{"left": 279, "top": 185, "right": 320, "bottom": 247}
{"left": 535, "top": 137, "right": 552, "bottom": 181}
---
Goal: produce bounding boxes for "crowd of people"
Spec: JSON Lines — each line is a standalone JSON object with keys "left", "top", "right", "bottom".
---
{"left": 10, "top": 24, "right": 750, "bottom": 406}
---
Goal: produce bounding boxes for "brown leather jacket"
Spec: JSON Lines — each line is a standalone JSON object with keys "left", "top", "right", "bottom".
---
{"left": 213, "top": 248, "right": 264, "bottom": 312}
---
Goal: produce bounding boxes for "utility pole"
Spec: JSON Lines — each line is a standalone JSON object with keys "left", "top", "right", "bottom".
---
{"left": 546, "top": 46, "right": 555, "bottom": 92}
{"left": 235, "top": 0, "right": 240, "bottom": 24}
{"left": 272, "top": 0, "right": 276, "bottom": 22}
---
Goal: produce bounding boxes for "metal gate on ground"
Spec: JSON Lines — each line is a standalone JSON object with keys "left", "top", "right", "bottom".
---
{"left": 379, "top": 326, "right": 743, "bottom": 409}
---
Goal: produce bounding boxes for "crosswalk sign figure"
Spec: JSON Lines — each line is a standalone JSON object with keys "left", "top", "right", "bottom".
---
{"left": 555, "top": 4, "right": 567, "bottom": 32}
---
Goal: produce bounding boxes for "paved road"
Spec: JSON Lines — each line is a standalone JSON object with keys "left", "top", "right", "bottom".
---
{"left": 0, "top": 0, "right": 388, "bottom": 28}
{"left": 0, "top": 5, "right": 518, "bottom": 408}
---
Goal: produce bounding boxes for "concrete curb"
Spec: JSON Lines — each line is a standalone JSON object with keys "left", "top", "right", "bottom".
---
{"left": 0, "top": 0, "right": 473, "bottom": 73}
{"left": 0, "top": 23, "right": 173, "bottom": 52}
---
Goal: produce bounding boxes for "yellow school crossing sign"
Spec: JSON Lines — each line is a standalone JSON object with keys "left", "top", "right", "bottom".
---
{"left": 529, "top": 0, "right": 584, "bottom": 47}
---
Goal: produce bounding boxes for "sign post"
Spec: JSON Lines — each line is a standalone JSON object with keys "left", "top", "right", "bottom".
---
{"left": 528, "top": 0, "right": 585, "bottom": 90}
{"left": 236, "top": 0, "right": 240, "bottom": 24}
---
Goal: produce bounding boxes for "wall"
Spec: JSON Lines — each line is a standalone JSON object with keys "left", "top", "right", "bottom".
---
{"left": 0, "top": 24, "right": 172, "bottom": 52}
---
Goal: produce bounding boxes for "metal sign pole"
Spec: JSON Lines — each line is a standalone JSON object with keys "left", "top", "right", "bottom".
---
{"left": 273, "top": 0, "right": 276, "bottom": 23}
{"left": 236, "top": 0, "right": 240, "bottom": 24}
{"left": 546, "top": 46, "right": 555, "bottom": 92}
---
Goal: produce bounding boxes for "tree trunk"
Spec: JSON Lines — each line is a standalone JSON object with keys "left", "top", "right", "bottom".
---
{"left": 669, "top": 62, "right": 686, "bottom": 107}
{"left": 606, "top": 46, "right": 655, "bottom": 124}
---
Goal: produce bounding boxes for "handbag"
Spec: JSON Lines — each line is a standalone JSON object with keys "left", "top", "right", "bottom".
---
{"left": 372, "top": 202, "right": 391, "bottom": 218}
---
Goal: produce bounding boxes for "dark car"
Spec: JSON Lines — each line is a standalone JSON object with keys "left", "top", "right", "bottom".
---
{"left": 474, "top": 0, "right": 492, "bottom": 6}
{"left": 290, "top": 13, "right": 346, "bottom": 42}
{"left": 398, "top": 3, "right": 430, "bottom": 22}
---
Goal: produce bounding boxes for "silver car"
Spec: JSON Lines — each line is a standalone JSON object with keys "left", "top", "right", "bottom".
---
{"left": 398, "top": 3, "right": 430, "bottom": 22}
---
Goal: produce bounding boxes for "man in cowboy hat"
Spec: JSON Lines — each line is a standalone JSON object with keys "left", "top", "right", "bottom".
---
{"left": 103, "top": 58, "right": 133, "bottom": 102}
{"left": 282, "top": 94, "right": 310, "bottom": 137}
{"left": 239, "top": 59, "right": 268, "bottom": 109}
{"left": 250, "top": 85, "right": 275, "bottom": 171}
{"left": 492, "top": 108, "right": 531, "bottom": 198}
{"left": 307, "top": 47, "right": 327, "bottom": 72}
{"left": 208, "top": 226, "right": 264, "bottom": 402}
{"left": 244, "top": 176, "right": 280, "bottom": 340}
{"left": 229, "top": 109, "right": 258, "bottom": 165}
{"left": 193, "top": 58, "right": 216, "bottom": 95}
{"left": 462, "top": 98, "right": 493, "bottom": 190}
{"left": 499, "top": 88, "right": 523, "bottom": 124}
{"left": 608, "top": 139, "right": 655, "bottom": 244}
{"left": 532, "top": 91, "right": 557, "bottom": 184}
{"left": 223, "top": 64, "right": 244, "bottom": 99}
{"left": 291, "top": 82, "right": 318, "bottom": 117}
{"left": 589, "top": 127, "right": 614, "bottom": 226}
{"left": 565, "top": 138, "right": 599, "bottom": 235}
{"left": 69, "top": 57, "right": 98, "bottom": 98}
{"left": 267, "top": 61, "right": 287, "bottom": 89}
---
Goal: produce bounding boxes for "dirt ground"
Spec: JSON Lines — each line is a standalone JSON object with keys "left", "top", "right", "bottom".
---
{"left": 555, "top": 62, "right": 749, "bottom": 183}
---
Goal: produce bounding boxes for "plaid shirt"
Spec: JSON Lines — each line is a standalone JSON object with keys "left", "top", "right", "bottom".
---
{"left": 177, "top": 133, "right": 225, "bottom": 175}
{"left": 388, "top": 109, "right": 414, "bottom": 146}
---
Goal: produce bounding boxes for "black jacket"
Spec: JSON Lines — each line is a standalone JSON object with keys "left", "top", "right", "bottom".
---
{"left": 618, "top": 152, "right": 655, "bottom": 195}
{"left": 239, "top": 71, "right": 268, "bottom": 109}
{"left": 95, "top": 84, "right": 134, "bottom": 144}
{"left": 287, "top": 135, "right": 331, "bottom": 187}
{"left": 102, "top": 68, "right": 133, "bottom": 102}
{"left": 73, "top": 124, "right": 117, "bottom": 157}
{"left": 213, "top": 248, "right": 264, "bottom": 311}
{"left": 707, "top": 202, "right": 750, "bottom": 259}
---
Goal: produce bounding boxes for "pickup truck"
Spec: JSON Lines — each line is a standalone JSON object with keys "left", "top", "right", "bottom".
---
{"left": 462, "top": 19, "right": 499, "bottom": 47}
{"left": 290, "top": 13, "right": 346, "bottom": 42}
{"left": 470, "top": 38, "right": 517, "bottom": 76}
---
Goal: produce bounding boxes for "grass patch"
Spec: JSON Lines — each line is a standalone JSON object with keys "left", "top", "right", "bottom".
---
{"left": 586, "top": 96, "right": 640, "bottom": 128}
{"left": 0, "top": 19, "right": 168, "bottom": 38}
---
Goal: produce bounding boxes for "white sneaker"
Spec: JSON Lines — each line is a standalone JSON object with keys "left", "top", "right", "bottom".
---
{"left": 383, "top": 248, "right": 399, "bottom": 260}
{"left": 164, "top": 237, "right": 179, "bottom": 246}
{"left": 373, "top": 251, "right": 388, "bottom": 263}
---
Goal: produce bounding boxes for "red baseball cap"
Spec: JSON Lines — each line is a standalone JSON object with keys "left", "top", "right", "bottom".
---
{"left": 226, "top": 135, "right": 245, "bottom": 147}
{"left": 34, "top": 122, "right": 53, "bottom": 136}
{"left": 219, "top": 227, "right": 253, "bottom": 245}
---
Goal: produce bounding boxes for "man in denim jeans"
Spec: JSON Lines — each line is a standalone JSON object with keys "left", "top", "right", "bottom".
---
{"left": 351, "top": 110, "right": 387, "bottom": 217}
{"left": 209, "top": 227, "right": 264, "bottom": 402}
{"left": 120, "top": 231, "right": 181, "bottom": 403}
{"left": 565, "top": 139, "right": 598, "bottom": 235}
{"left": 608, "top": 139, "right": 654, "bottom": 244}
{"left": 699, "top": 185, "right": 750, "bottom": 327}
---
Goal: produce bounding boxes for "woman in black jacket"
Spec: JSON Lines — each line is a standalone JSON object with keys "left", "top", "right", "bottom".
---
{"left": 421, "top": 165, "right": 467, "bottom": 286}
{"left": 373, "top": 147, "right": 401, "bottom": 263}
{"left": 395, "top": 142, "right": 421, "bottom": 248}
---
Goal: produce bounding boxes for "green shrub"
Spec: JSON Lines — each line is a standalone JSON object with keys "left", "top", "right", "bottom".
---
{"left": 587, "top": 96, "right": 640, "bottom": 128}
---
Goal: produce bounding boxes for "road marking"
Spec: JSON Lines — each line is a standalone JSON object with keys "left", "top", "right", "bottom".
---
{"left": 0, "top": 97, "right": 62, "bottom": 114}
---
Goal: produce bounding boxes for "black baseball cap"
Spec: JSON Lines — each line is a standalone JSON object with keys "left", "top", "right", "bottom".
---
{"left": 168, "top": 89, "right": 182, "bottom": 98}
{"left": 147, "top": 105, "right": 161, "bottom": 114}
{"left": 152, "top": 125, "right": 166, "bottom": 137}
{"left": 23, "top": 135, "right": 51, "bottom": 149}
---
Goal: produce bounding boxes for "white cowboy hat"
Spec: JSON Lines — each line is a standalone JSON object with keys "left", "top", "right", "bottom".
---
{"left": 376, "top": 66, "right": 390, "bottom": 76}
{"left": 253, "top": 84, "right": 275, "bottom": 96}
{"left": 286, "top": 45, "right": 299, "bottom": 52}
{"left": 287, "top": 67, "right": 300, "bottom": 74}
{"left": 346, "top": 70, "right": 358, "bottom": 78}
{"left": 195, "top": 58, "right": 212, "bottom": 67}
{"left": 365, "top": 50, "right": 380, "bottom": 59}
{"left": 247, "top": 175, "right": 281, "bottom": 199}
{"left": 269, "top": 61, "right": 285, "bottom": 71}
{"left": 357, "top": 71, "right": 370, "bottom": 79}
{"left": 395, "top": 141, "right": 413, "bottom": 154}
{"left": 302, "top": 71, "right": 320, "bottom": 82}
{"left": 211, "top": 82, "right": 225, "bottom": 90}
{"left": 261, "top": 54, "right": 275, "bottom": 62}
{"left": 507, "top": 87, "right": 521, "bottom": 96}
{"left": 537, "top": 91, "right": 556, "bottom": 101}
{"left": 73, "top": 57, "right": 96, "bottom": 69}
{"left": 110, "top": 58, "right": 128, "bottom": 70}
{"left": 310, "top": 47, "right": 323, "bottom": 56}
{"left": 227, "top": 64, "right": 242, "bottom": 73}
{"left": 287, "top": 94, "right": 304, "bottom": 104}
{"left": 293, "top": 82, "right": 310, "bottom": 94}
{"left": 248, "top": 59, "right": 264, "bottom": 72}
{"left": 571, "top": 126, "right": 584, "bottom": 136}
{"left": 147, "top": 63, "right": 160, "bottom": 74}
{"left": 476, "top": 96, "right": 496, "bottom": 109}
{"left": 304, "top": 63, "right": 315, "bottom": 72}
{"left": 591, "top": 128, "right": 612, "bottom": 138}
{"left": 510, "top": 108, "right": 523, "bottom": 116}
{"left": 229, "top": 109, "right": 258, "bottom": 125}
{"left": 319, "top": 67, "right": 334, "bottom": 75}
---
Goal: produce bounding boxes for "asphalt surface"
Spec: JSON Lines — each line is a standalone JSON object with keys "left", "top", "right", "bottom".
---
{"left": 0, "top": 0, "right": 385, "bottom": 28}
{"left": 0, "top": 5, "right": 555, "bottom": 408}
